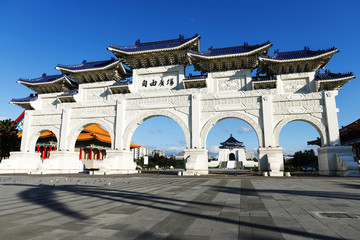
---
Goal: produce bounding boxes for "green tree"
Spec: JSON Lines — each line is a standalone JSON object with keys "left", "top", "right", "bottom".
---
{"left": 285, "top": 149, "right": 318, "bottom": 171}
{"left": 0, "top": 119, "right": 19, "bottom": 160}
{"left": 147, "top": 153, "right": 184, "bottom": 169}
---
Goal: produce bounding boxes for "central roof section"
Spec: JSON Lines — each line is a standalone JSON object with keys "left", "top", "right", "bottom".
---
{"left": 188, "top": 42, "right": 272, "bottom": 72}
{"left": 108, "top": 34, "right": 200, "bottom": 69}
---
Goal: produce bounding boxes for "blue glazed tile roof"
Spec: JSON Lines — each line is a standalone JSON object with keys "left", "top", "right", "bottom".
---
{"left": 18, "top": 74, "right": 77, "bottom": 85}
{"left": 110, "top": 79, "right": 132, "bottom": 87}
{"left": 188, "top": 41, "right": 271, "bottom": 57}
{"left": 184, "top": 74, "right": 207, "bottom": 80}
{"left": 57, "top": 90, "right": 78, "bottom": 97}
{"left": 109, "top": 34, "right": 199, "bottom": 52}
{"left": 252, "top": 75, "right": 277, "bottom": 82}
{"left": 315, "top": 70, "right": 354, "bottom": 80}
{"left": 262, "top": 46, "right": 338, "bottom": 60}
{"left": 11, "top": 94, "right": 38, "bottom": 103}
{"left": 57, "top": 58, "right": 119, "bottom": 71}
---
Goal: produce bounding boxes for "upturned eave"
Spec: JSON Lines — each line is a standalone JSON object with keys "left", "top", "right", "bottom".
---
{"left": 108, "top": 35, "right": 200, "bottom": 56}
{"left": 188, "top": 42, "right": 272, "bottom": 60}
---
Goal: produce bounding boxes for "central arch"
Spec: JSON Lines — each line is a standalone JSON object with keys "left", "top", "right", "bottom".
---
{"left": 123, "top": 110, "right": 191, "bottom": 151}
{"left": 200, "top": 112, "right": 263, "bottom": 149}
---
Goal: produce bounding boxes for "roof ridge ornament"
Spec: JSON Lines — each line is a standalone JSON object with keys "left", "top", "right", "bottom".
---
{"left": 304, "top": 46, "right": 310, "bottom": 51}
{"left": 179, "top": 34, "right": 184, "bottom": 40}
{"left": 135, "top": 39, "right": 140, "bottom": 46}
{"left": 208, "top": 46, "right": 213, "bottom": 51}
{"left": 82, "top": 60, "right": 86, "bottom": 64}
{"left": 244, "top": 42, "right": 248, "bottom": 47}
{"left": 42, "top": 73, "right": 46, "bottom": 77}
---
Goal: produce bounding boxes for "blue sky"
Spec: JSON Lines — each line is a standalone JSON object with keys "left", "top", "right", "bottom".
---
{"left": 1, "top": 0, "right": 359, "bottom": 156}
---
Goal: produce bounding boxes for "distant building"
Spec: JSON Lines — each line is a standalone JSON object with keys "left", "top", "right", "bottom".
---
{"left": 133, "top": 146, "right": 149, "bottom": 160}
{"left": 172, "top": 151, "right": 185, "bottom": 160}
{"left": 209, "top": 134, "right": 257, "bottom": 169}
{"left": 152, "top": 149, "right": 165, "bottom": 157}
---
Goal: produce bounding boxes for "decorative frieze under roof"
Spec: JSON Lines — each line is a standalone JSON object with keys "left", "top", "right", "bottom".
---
{"left": 251, "top": 75, "right": 277, "bottom": 90}
{"left": 187, "top": 42, "right": 272, "bottom": 72}
{"left": 10, "top": 94, "right": 38, "bottom": 110}
{"left": 183, "top": 74, "right": 207, "bottom": 89}
{"left": 315, "top": 70, "right": 355, "bottom": 91}
{"left": 56, "top": 58, "right": 131, "bottom": 84}
{"left": 57, "top": 90, "right": 77, "bottom": 103}
{"left": 108, "top": 80, "right": 132, "bottom": 94}
{"left": 258, "top": 47, "right": 338, "bottom": 75}
{"left": 17, "top": 74, "right": 78, "bottom": 94}
{"left": 108, "top": 34, "right": 200, "bottom": 69}
{"left": 219, "top": 134, "right": 245, "bottom": 149}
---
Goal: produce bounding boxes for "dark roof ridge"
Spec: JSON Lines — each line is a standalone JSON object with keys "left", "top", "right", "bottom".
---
{"left": 136, "top": 33, "right": 199, "bottom": 46}
{"left": 274, "top": 46, "right": 337, "bottom": 55}
{"left": 18, "top": 73, "right": 66, "bottom": 82}
{"left": 56, "top": 58, "right": 116, "bottom": 69}
{"left": 315, "top": 70, "right": 354, "bottom": 80}
{"left": 11, "top": 94, "right": 38, "bottom": 103}
{"left": 110, "top": 33, "right": 199, "bottom": 49}
{"left": 205, "top": 41, "right": 271, "bottom": 52}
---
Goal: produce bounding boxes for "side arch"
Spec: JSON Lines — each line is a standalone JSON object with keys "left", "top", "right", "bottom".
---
{"left": 67, "top": 119, "right": 115, "bottom": 152}
{"left": 273, "top": 115, "right": 327, "bottom": 147}
{"left": 28, "top": 126, "right": 60, "bottom": 153}
{"left": 200, "top": 112, "right": 263, "bottom": 148}
{"left": 122, "top": 110, "right": 191, "bottom": 151}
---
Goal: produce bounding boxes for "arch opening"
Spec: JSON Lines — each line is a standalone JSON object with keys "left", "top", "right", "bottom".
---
{"left": 35, "top": 130, "right": 58, "bottom": 159}
{"left": 279, "top": 120, "right": 321, "bottom": 171}
{"left": 74, "top": 124, "right": 111, "bottom": 169}
{"left": 130, "top": 116, "right": 187, "bottom": 170}
{"left": 206, "top": 118, "right": 259, "bottom": 169}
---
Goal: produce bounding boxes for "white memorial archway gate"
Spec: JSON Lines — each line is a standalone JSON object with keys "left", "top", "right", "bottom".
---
{"left": 1, "top": 34, "right": 357, "bottom": 176}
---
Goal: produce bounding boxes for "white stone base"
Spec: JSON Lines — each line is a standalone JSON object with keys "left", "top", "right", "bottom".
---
{"left": 36, "top": 151, "right": 83, "bottom": 174}
{"left": 268, "top": 171, "right": 284, "bottom": 177}
{"left": 100, "top": 150, "right": 137, "bottom": 175}
{"left": 318, "top": 146, "right": 359, "bottom": 176}
{"left": 82, "top": 160, "right": 102, "bottom": 169}
{"left": 184, "top": 148, "right": 209, "bottom": 175}
{"left": 0, "top": 151, "right": 41, "bottom": 174}
{"left": 258, "top": 147, "right": 284, "bottom": 177}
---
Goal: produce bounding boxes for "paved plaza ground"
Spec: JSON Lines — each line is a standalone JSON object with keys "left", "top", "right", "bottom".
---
{"left": 0, "top": 173, "right": 360, "bottom": 240}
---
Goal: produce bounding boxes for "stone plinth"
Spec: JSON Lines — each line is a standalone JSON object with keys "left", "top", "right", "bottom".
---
{"left": 318, "top": 146, "right": 359, "bottom": 176}
{"left": 258, "top": 147, "right": 284, "bottom": 176}
{"left": 0, "top": 152, "right": 41, "bottom": 174}
{"left": 37, "top": 151, "right": 83, "bottom": 174}
{"left": 100, "top": 150, "right": 137, "bottom": 175}
{"left": 183, "top": 148, "right": 209, "bottom": 175}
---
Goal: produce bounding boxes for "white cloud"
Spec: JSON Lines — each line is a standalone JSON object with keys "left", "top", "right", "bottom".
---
{"left": 147, "top": 128, "right": 163, "bottom": 134}
{"left": 144, "top": 145, "right": 185, "bottom": 156}
{"left": 208, "top": 145, "right": 220, "bottom": 155}
{"left": 236, "top": 126, "right": 253, "bottom": 133}
{"left": 0, "top": 117, "right": 8, "bottom": 121}
{"left": 164, "top": 146, "right": 185, "bottom": 156}
{"left": 177, "top": 140, "right": 187, "bottom": 145}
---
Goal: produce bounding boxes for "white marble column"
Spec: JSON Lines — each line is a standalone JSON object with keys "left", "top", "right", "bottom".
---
{"left": 259, "top": 95, "right": 284, "bottom": 176}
